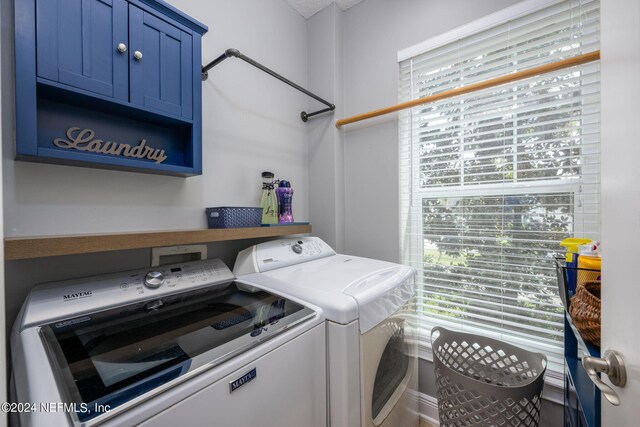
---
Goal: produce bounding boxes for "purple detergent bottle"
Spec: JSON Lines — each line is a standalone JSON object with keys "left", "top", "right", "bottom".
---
{"left": 276, "top": 180, "right": 294, "bottom": 223}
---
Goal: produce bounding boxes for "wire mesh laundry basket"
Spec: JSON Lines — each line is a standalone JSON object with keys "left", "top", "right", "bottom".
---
{"left": 431, "top": 327, "right": 547, "bottom": 427}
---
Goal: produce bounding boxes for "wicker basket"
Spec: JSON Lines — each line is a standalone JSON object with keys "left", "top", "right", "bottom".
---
{"left": 555, "top": 257, "right": 601, "bottom": 310}
{"left": 568, "top": 281, "right": 601, "bottom": 347}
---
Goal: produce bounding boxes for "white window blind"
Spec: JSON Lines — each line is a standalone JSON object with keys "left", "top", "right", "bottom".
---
{"left": 399, "top": 0, "right": 600, "bottom": 374}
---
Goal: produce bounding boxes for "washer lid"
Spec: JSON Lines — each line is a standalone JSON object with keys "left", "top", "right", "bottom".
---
{"left": 238, "top": 255, "right": 416, "bottom": 333}
{"left": 36, "top": 284, "right": 319, "bottom": 424}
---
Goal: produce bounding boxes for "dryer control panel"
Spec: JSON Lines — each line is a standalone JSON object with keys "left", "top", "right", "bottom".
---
{"left": 234, "top": 237, "right": 336, "bottom": 275}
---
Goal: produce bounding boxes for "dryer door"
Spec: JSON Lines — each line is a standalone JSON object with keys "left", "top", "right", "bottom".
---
{"left": 361, "top": 304, "right": 418, "bottom": 427}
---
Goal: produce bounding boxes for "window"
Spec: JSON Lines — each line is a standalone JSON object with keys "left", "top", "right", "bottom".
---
{"left": 398, "top": 0, "right": 600, "bottom": 376}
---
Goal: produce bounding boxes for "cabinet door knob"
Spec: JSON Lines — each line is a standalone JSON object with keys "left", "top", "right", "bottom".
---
{"left": 117, "top": 43, "right": 127, "bottom": 53}
{"left": 133, "top": 51, "right": 143, "bottom": 60}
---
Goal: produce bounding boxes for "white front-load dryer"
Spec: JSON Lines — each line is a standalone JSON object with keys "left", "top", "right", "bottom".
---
{"left": 234, "top": 237, "right": 418, "bottom": 427}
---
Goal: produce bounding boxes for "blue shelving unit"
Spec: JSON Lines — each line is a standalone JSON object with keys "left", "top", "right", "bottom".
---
{"left": 564, "top": 313, "right": 601, "bottom": 427}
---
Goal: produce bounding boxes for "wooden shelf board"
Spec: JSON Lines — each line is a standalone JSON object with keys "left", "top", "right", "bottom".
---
{"left": 4, "top": 225, "right": 312, "bottom": 260}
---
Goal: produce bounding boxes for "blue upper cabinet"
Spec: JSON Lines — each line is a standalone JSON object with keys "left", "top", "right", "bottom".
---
{"left": 129, "top": 5, "right": 193, "bottom": 119}
{"left": 36, "top": 0, "right": 129, "bottom": 100}
{"left": 15, "top": 0, "right": 207, "bottom": 176}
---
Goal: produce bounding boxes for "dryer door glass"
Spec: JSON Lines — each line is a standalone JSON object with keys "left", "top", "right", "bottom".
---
{"left": 371, "top": 321, "right": 409, "bottom": 419}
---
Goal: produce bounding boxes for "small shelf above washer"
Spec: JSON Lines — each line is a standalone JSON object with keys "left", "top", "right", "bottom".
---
{"left": 4, "top": 224, "right": 312, "bottom": 260}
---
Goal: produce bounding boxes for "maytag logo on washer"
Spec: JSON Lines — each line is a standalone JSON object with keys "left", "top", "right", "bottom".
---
{"left": 229, "top": 368, "right": 257, "bottom": 393}
{"left": 62, "top": 291, "right": 93, "bottom": 302}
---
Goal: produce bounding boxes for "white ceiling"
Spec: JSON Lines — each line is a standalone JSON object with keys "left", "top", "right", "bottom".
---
{"left": 286, "top": 0, "right": 365, "bottom": 19}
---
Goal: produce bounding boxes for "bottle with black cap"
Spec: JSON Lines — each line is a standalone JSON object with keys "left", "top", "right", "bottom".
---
{"left": 260, "top": 172, "right": 278, "bottom": 224}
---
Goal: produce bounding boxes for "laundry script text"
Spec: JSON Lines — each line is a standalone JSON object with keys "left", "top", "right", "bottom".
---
{"left": 53, "top": 127, "right": 168, "bottom": 164}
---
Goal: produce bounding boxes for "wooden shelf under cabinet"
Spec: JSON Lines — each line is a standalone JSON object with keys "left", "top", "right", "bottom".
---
{"left": 4, "top": 225, "right": 312, "bottom": 260}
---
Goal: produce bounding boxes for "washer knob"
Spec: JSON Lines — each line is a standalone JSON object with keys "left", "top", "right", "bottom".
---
{"left": 144, "top": 271, "right": 164, "bottom": 289}
{"left": 292, "top": 244, "right": 303, "bottom": 254}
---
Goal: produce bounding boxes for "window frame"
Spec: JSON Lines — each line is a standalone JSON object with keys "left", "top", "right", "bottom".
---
{"left": 398, "top": 0, "right": 600, "bottom": 404}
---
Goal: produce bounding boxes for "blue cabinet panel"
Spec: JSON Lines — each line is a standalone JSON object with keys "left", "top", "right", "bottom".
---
{"left": 129, "top": 5, "right": 193, "bottom": 119}
{"left": 36, "top": 0, "right": 129, "bottom": 100}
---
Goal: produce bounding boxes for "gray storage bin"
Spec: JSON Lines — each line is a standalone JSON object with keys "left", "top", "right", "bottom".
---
{"left": 431, "top": 327, "right": 547, "bottom": 427}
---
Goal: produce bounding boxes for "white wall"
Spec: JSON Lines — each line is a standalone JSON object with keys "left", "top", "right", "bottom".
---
{"left": 307, "top": 4, "right": 345, "bottom": 252}
{"left": 2, "top": 0, "right": 310, "bottom": 237}
{"left": 340, "top": 0, "right": 516, "bottom": 262}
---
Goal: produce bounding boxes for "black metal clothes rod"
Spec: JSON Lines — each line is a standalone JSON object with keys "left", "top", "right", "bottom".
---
{"left": 202, "top": 48, "right": 335, "bottom": 122}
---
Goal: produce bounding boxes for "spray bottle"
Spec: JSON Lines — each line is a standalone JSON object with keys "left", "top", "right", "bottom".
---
{"left": 577, "top": 241, "right": 601, "bottom": 289}
{"left": 260, "top": 172, "right": 278, "bottom": 225}
{"left": 560, "top": 238, "right": 592, "bottom": 297}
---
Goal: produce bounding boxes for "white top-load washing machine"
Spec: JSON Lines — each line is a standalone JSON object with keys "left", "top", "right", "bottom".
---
{"left": 10, "top": 258, "right": 326, "bottom": 427}
{"left": 234, "top": 237, "right": 418, "bottom": 427}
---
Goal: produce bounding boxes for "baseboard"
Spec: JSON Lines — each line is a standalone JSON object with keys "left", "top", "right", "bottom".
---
{"left": 409, "top": 390, "right": 439, "bottom": 426}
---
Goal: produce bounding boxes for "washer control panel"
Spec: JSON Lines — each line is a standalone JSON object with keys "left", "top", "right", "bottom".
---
{"left": 131, "top": 261, "right": 229, "bottom": 294}
{"left": 21, "top": 258, "right": 236, "bottom": 329}
{"left": 234, "top": 237, "right": 336, "bottom": 275}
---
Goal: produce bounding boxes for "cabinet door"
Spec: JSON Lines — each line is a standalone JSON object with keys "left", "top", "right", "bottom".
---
{"left": 36, "top": 0, "right": 128, "bottom": 100}
{"left": 129, "top": 5, "right": 193, "bottom": 119}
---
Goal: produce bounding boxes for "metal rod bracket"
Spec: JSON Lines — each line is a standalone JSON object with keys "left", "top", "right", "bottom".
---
{"left": 202, "top": 48, "right": 335, "bottom": 123}
{"left": 301, "top": 105, "right": 336, "bottom": 122}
